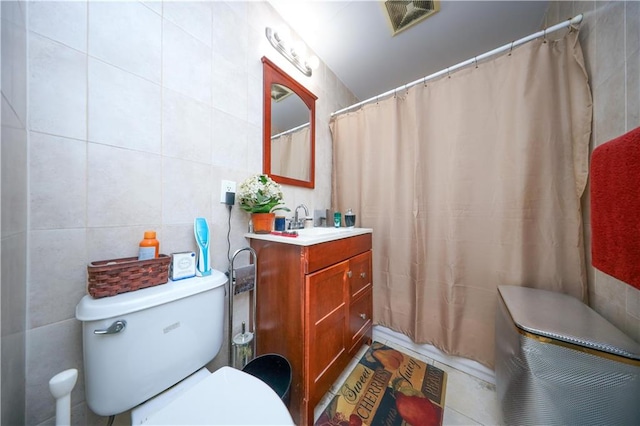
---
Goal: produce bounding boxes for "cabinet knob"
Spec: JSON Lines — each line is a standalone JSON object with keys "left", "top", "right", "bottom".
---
{"left": 359, "top": 313, "right": 367, "bottom": 320}
{"left": 347, "top": 271, "right": 353, "bottom": 278}
{"left": 360, "top": 272, "right": 367, "bottom": 279}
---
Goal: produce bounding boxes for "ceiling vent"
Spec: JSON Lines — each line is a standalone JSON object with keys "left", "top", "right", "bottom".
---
{"left": 384, "top": 1, "right": 440, "bottom": 36}
{"left": 271, "top": 83, "right": 293, "bottom": 103}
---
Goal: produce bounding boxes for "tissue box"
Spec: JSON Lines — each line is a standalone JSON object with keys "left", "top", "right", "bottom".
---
{"left": 171, "top": 251, "right": 196, "bottom": 281}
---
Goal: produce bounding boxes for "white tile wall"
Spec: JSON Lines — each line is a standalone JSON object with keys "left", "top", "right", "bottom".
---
{"left": 162, "top": 88, "right": 212, "bottom": 162}
{"left": 211, "top": 109, "right": 250, "bottom": 169}
{"left": 87, "top": 225, "right": 159, "bottom": 262}
{"left": 1, "top": 126, "right": 28, "bottom": 236}
{"left": 29, "top": 33, "right": 86, "bottom": 139}
{"left": 88, "top": 1, "right": 162, "bottom": 83}
{"left": 87, "top": 143, "right": 162, "bottom": 227}
{"left": 212, "top": 1, "right": 249, "bottom": 68}
{"left": 626, "top": 1, "right": 640, "bottom": 128}
{"left": 140, "top": 1, "right": 162, "bottom": 15}
{"left": 247, "top": 73, "right": 263, "bottom": 127}
{"left": 212, "top": 56, "right": 249, "bottom": 120}
{"left": 246, "top": 121, "right": 264, "bottom": 172}
{"left": 1, "top": 233, "right": 28, "bottom": 335}
{"left": 2, "top": 4, "right": 27, "bottom": 125}
{"left": 1, "top": 92, "right": 23, "bottom": 129}
{"left": 1, "top": 329, "right": 26, "bottom": 426}
{"left": 162, "top": 19, "right": 212, "bottom": 105}
{"left": 29, "top": 132, "right": 87, "bottom": 229}
{"left": 88, "top": 58, "right": 162, "bottom": 152}
{"left": 2, "top": 0, "right": 25, "bottom": 25}
{"left": 28, "top": 229, "right": 87, "bottom": 328}
{"left": 159, "top": 223, "right": 199, "bottom": 257}
{"left": 28, "top": 0, "right": 87, "bottom": 53}
{"left": 1, "top": 2, "right": 28, "bottom": 424}
{"left": 163, "top": 1, "right": 212, "bottom": 47}
{"left": 161, "top": 158, "right": 213, "bottom": 224}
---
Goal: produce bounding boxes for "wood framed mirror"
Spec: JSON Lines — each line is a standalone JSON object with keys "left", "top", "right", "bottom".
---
{"left": 262, "top": 56, "right": 317, "bottom": 188}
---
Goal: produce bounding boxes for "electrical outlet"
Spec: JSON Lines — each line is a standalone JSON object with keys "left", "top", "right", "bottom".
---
{"left": 220, "top": 180, "right": 236, "bottom": 203}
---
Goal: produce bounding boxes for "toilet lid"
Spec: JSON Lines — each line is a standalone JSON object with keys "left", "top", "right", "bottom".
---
{"left": 141, "top": 366, "right": 295, "bottom": 425}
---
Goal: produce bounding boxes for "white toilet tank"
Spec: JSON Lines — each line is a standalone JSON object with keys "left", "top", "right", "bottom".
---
{"left": 76, "top": 271, "right": 227, "bottom": 416}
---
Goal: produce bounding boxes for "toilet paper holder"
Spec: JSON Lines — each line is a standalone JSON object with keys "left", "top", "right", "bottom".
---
{"left": 228, "top": 247, "right": 258, "bottom": 369}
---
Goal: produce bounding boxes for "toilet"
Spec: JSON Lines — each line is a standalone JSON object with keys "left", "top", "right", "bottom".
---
{"left": 75, "top": 270, "right": 294, "bottom": 425}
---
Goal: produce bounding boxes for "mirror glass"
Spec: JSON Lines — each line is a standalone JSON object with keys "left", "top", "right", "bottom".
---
{"left": 262, "top": 57, "right": 317, "bottom": 188}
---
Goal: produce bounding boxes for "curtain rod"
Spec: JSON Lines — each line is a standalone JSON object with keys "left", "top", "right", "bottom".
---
{"left": 271, "top": 121, "right": 310, "bottom": 139}
{"left": 331, "top": 14, "right": 583, "bottom": 117}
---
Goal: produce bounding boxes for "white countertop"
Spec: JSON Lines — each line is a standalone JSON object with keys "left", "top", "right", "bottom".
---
{"left": 244, "top": 227, "right": 372, "bottom": 246}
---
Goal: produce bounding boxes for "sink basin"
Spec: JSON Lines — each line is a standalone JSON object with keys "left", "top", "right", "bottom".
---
{"left": 246, "top": 227, "right": 371, "bottom": 246}
{"left": 294, "top": 227, "right": 353, "bottom": 237}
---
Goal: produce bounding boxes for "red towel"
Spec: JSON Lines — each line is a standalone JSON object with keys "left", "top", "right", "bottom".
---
{"left": 590, "top": 126, "right": 640, "bottom": 289}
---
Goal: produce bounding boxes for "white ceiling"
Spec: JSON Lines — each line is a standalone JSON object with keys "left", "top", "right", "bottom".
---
{"left": 269, "top": 1, "right": 551, "bottom": 102}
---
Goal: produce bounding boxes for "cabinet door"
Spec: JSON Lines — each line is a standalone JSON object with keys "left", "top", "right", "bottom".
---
{"left": 348, "top": 287, "right": 372, "bottom": 354}
{"left": 305, "top": 260, "right": 349, "bottom": 409}
{"left": 349, "top": 251, "right": 371, "bottom": 299}
{"left": 347, "top": 251, "right": 372, "bottom": 354}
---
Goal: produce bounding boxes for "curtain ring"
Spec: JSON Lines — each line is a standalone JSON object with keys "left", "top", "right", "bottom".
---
{"left": 569, "top": 19, "right": 579, "bottom": 33}
{"left": 508, "top": 41, "right": 514, "bottom": 56}
{"left": 447, "top": 67, "right": 451, "bottom": 78}
{"left": 405, "top": 83, "right": 409, "bottom": 95}
{"left": 394, "top": 88, "right": 397, "bottom": 99}
{"left": 474, "top": 57, "right": 478, "bottom": 68}
{"left": 543, "top": 27, "right": 548, "bottom": 43}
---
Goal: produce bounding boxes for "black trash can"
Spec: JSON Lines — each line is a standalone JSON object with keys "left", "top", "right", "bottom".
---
{"left": 242, "top": 354, "right": 292, "bottom": 407}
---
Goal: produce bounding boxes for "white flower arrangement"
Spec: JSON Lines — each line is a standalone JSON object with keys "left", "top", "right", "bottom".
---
{"left": 237, "top": 174, "right": 290, "bottom": 214}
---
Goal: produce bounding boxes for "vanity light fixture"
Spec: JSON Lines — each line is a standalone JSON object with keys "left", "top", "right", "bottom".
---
{"left": 265, "top": 27, "right": 319, "bottom": 77}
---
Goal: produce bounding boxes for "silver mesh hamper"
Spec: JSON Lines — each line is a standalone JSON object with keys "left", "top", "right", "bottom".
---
{"left": 495, "top": 286, "right": 640, "bottom": 425}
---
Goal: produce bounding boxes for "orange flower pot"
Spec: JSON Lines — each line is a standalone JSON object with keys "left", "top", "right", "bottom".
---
{"left": 252, "top": 213, "right": 275, "bottom": 234}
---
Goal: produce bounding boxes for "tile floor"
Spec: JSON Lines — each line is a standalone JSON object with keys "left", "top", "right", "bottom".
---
{"left": 313, "top": 327, "right": 503, "bottom": 425}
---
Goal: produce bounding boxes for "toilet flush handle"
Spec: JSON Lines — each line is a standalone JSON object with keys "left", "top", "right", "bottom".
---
{"left": 94, "top": 320, "right": 126, "bottom": 335}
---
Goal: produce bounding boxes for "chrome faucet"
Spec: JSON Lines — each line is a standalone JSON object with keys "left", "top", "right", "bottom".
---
{"left": 292, "top": 204, "right": 309, "bottom": 229}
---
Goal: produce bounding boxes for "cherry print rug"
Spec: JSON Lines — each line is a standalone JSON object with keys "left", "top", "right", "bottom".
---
{"left": 315, "top": 342, "right": 447, "bottom": 426}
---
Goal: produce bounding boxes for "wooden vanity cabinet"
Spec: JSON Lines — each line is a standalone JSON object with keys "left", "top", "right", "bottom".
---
{"left": 248, "top": 233, "right": 373, "bottom": 425}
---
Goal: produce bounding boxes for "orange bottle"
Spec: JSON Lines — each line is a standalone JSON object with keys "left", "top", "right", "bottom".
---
{"left": 138, "top": 231, "right": 159, "bottom": 260}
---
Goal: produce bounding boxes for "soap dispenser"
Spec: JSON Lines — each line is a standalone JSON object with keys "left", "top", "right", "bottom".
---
{"left": 345, "top": 209, "right": 356, "bottom": 228}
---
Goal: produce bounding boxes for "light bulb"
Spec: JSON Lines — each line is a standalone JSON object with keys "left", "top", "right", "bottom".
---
{"left": 273, "top": 26, "right": 290, "bottom": 45}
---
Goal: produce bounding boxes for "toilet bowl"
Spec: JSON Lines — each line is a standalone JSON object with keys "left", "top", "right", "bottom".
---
{"left": 76, "top": 272, "right": 293, "bottom": 424}
{"left": 132, "top": 366, "right": 293, "bottom": 425}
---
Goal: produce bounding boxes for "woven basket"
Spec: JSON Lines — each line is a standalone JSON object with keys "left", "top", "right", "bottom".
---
{"left": 87, "top": 254, "right": 171, "bottom": 298}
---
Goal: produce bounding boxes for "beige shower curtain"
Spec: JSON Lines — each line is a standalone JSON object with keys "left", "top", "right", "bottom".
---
{"left": 271, "top": 125, "right": 311, "bottom": 181}
{"left": 330, "top": 31, "right": 592, "bottom": 368}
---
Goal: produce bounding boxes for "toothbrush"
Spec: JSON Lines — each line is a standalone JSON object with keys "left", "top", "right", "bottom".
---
{"left": 194, "top": 217, "right": 211, "bottom": 276}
